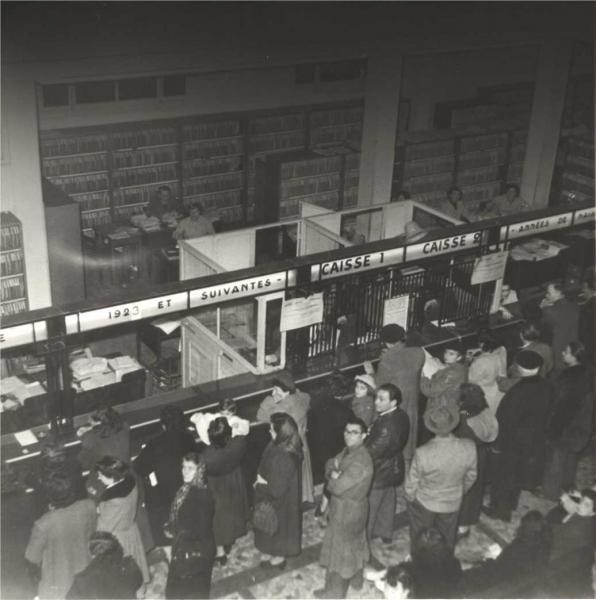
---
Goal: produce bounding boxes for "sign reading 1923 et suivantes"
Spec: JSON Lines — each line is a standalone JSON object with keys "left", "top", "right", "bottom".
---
{"left": 189, "top": 271, "right": 291, "bottom": 307}
{"left": 507, "top": 212, "right": 573, "bottom": 239}
{"left": 78, "top": 292, "right": 189, "bottom": 332}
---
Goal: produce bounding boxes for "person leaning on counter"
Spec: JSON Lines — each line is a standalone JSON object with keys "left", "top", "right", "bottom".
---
{"left": 173, "top": 202, "right": 215, "bottom": 240}
{"left": 490, "top": 183, "right": 530, "bottom": 217}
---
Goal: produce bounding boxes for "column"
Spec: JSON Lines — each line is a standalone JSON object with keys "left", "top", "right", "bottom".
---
{"left": 1, "top": 73, "right": 52, "bottom": 310}
{"left": 521, "top": 39, "right": 573, "bottom": 208}
{"left": 358, "top": 44, "right": 404, "bottom": 206}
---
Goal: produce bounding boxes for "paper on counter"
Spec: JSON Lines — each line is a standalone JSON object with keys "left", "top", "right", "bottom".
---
{"left": 14, "top": 429, "right": 38, "bottom": 446}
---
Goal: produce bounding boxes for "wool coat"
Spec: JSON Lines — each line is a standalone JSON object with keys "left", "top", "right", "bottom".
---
{"left": 365, "top": 407, "right": 410, "bottom": 489}
{"left": 541, "top": 297, "right": 580, "bottom": 371}
{"left": 66, "top": 555, "right": 142, "bottom": 599}
{"left": 133, "top": 428, "right": 196, "bottom": 544}
{"left": 253, "top": 441, "right": 302, "bottom": 557}
{"left": 201, "top": 434, "right": 249, "bottom": 547}
{"left": 97, "top": 475, "right": 149, "bottom": 583}
{"left": 542, "top": 364, "right": 594, "bottom": 499}
{"left": 165, "top": 486, "right": 216, "bottom": 599}
{"left": 375, "top": 344, "right": 424, "bottom": 461}
{"left": 257, "top": 389, "right": 313, "bottom": 503}
{"left": 319, "top": 444, "right": 373, "bottom": 579}
{"left": 350, "top": 392, "right": 376, "bottom": 428}
{"left": 579, "top": 296, "right": 595, "bottom": 363}
{"left": 25, "top": 499, "right": 97, "bottom": 599}
{"left": 420, "top": 362, "right": 468, "bottom": 410}
{"left": 491, "top": 376, "right": 554, "bottom": 516}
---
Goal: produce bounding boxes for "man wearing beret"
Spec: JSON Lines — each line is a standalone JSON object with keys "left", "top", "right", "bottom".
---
{"left": 405, "top": 404, "right": 477, "bottom": 549}
{"left": 485, "top": 350, "right": 554, "bottom": 521}
{"left": 373, "top": 324, "right": 424, "bottom": 462}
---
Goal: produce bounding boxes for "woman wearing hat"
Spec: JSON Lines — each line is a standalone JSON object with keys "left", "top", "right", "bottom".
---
{"left": 405, "top": 404, "right": 477, "bottom": 549}
{"left": 420, "top": 342, "right": 468, "bottom": 415}
{"left": 257, "top": 371, "right": 314, "bottom": 504}
{"left": 454, "top": 383, "right": 498, "bottom": 538}
{"left": 486, "top": 350, "right": 554, "bottom": 522}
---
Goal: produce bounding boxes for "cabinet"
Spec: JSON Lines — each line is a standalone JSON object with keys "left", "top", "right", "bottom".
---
{"left": 0, "top": 212, "right": 29, "bottom": 316}
{"left": 39, "top": 101, "right": 364, "bottom": 231}
{"left": 552, "top": 136, "right": 595, "bottom": 204}
{"left": 42, "top": 178, "right": 85, "bottom": 305}
{"left": 255, "top": 149, "right": 361, "bottom": 222}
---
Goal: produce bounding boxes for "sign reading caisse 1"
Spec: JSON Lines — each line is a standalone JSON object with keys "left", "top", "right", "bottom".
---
{"left": 311, "top": 248, "right": 404, "bottom": 281}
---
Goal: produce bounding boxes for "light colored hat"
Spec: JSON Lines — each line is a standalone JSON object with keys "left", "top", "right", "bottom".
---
{"left": 424, "top": 404, "right": 460, "bottom": 436}
{"left": 354, "top": 374, "right": 375, "bottom": 391}
{"left": 404, "top": 221, "right": 427, "bottom": 243}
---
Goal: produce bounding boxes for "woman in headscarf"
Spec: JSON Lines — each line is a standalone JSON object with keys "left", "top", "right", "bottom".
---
{"left": 257, "top": 371, "right": 313, "bottom": 504}
{"left": 164, "top": 452, "right": 216, "bottom": 599}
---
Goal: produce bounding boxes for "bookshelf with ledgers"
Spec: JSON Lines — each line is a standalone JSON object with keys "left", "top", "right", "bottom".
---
{"left": 0, "top": 212, "right": 29, "bottom": 317}
{"left": 39, "top": 100, "right": 364, "bottom": 231}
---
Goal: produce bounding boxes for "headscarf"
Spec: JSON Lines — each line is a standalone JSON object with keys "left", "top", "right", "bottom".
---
{"left": 168, "top": 460, "right": 206, "bottom": 528}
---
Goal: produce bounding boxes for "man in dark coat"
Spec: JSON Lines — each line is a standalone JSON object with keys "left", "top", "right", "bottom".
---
{"left": 365, "top": 383, "right": 410, "bottom": 555}
{"left": 540, "top": 282, "right": 580, "bottom": 372}
{"left": 579, "top": 277, "right": 596, "bottom": 364}
{"left": 374, "top": 324, "right": 424, "bottom": 462}
{"left": 486, "top": 351, "right": 554, "bottom": 522}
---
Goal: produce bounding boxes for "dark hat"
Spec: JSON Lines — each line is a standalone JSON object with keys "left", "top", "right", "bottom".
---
{"left": 381, "top": 324, "right": 406, "bottom": 344}
{"left": 423, "top": 404, "right": 460, "bottom": 436}
{"left": 443, "top": 341, "right": 464, "bottom": 355}
{"left": 271, "top": 370, "right": 296, "bottom": 393}
{"left": 515, "top": 350, "right": 543, "bottom": 372}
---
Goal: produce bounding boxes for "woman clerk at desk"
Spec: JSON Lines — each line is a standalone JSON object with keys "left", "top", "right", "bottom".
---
{"left": 173, "top": 202, "right": 215, "bottom": 240}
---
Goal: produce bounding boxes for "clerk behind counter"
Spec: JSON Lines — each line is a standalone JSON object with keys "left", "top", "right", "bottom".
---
{"left": 172, "top": 202, "right": 215, "bottom": 240}
{"left": 146, "top": 185, "right": 184, "bottom": 223}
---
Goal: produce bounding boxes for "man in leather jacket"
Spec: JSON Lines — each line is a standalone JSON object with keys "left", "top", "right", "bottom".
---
{"left": 365, "top": 383, "right": 410, "bottom": 554}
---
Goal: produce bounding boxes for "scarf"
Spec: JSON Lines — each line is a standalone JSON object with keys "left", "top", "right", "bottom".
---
{"left": 167, "top": 461, "right": 206, "bottom": 529}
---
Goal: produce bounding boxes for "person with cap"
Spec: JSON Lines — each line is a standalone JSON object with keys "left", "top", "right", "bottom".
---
{"left": 540, "top": 281, "right": 580, "bottom": 372}
{"left": 315, "top": 416, "right": 374, "bottom": 598}
{"left": 365, "top": 384, "right": 410, "bottom": 551}
{"left": 373, "top": 323, "right": 424, "bottom": 463}
{"left": 257, "top": 371, "right": 314, "bottom": 504}
{"left": 420, "top": 342, "right": 467, "bottom": 415}
{"left": 351, "top": 373, "right": 377, "bottom": 428}
{"left": 405, "top": 404, "right": 477, "bottom": 550}
{"left": 485, "top": 350, "right": 554, "bottom": 522}
{"left": 454, "top": 383, "right": 498, "bottom": 539}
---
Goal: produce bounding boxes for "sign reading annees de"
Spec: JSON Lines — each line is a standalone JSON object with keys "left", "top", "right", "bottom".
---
{"left": 312, "top": 248, "right": 404, "bottom": 281}
{"left": 189, "top": 271, "right": 290, "bottom": 307}
{"left": 406, "top": 231, "right": 483, "bottom": 261}
{"left": 574, "top": 207, "right": 596, "bottom": 225}
{"left": 507, "top": 212, "right": 573, "bottom": 239}
{"left": 78, "top": 292, "right": 188, "bottom": 332}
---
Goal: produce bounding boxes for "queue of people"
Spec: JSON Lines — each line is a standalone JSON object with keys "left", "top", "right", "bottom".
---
{"left": 22, "top": 273, "right": 595, "bottom": 599}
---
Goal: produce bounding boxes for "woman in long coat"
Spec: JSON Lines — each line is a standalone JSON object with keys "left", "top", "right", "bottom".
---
{"left": 455, "top": 384, "right": 498, "bottom": 537}
{"left": 165, "top": 453, "right": 216, "bottom": 599}
{"left": 201, "top": 415, "right": 249, "bottom": 564}
{"left": 317, "top": 416, "right": 373, "bottom": 598}
{"left": 542, "top": 342, "right": 594, "bottom": 500}
{"left": 133, "top": 404, "right": 196, "bottom": 545}
{"left": 95, "top": 456, "right": 150, "bottom": 585}
{"left": 257, "top": 372, "right": 313, "bottom": 504}
{"left": 254, "top": 412, "right": 303, "bottom": 567}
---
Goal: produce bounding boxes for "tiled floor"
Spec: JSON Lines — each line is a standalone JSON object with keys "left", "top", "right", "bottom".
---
{"left": 143, "top": 450, "right": 595, "bottom": 599}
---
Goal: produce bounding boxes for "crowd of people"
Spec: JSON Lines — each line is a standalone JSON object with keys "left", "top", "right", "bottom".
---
{"left": 22, "top": 276, "right": 595, "bottom": 599}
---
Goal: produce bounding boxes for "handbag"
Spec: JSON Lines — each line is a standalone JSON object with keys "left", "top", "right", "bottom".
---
{"left": 170, "top": 536, "right": 208, "bottom": 579}
{"left": 252, "top": 500, "right": 279, "bottom": 536}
